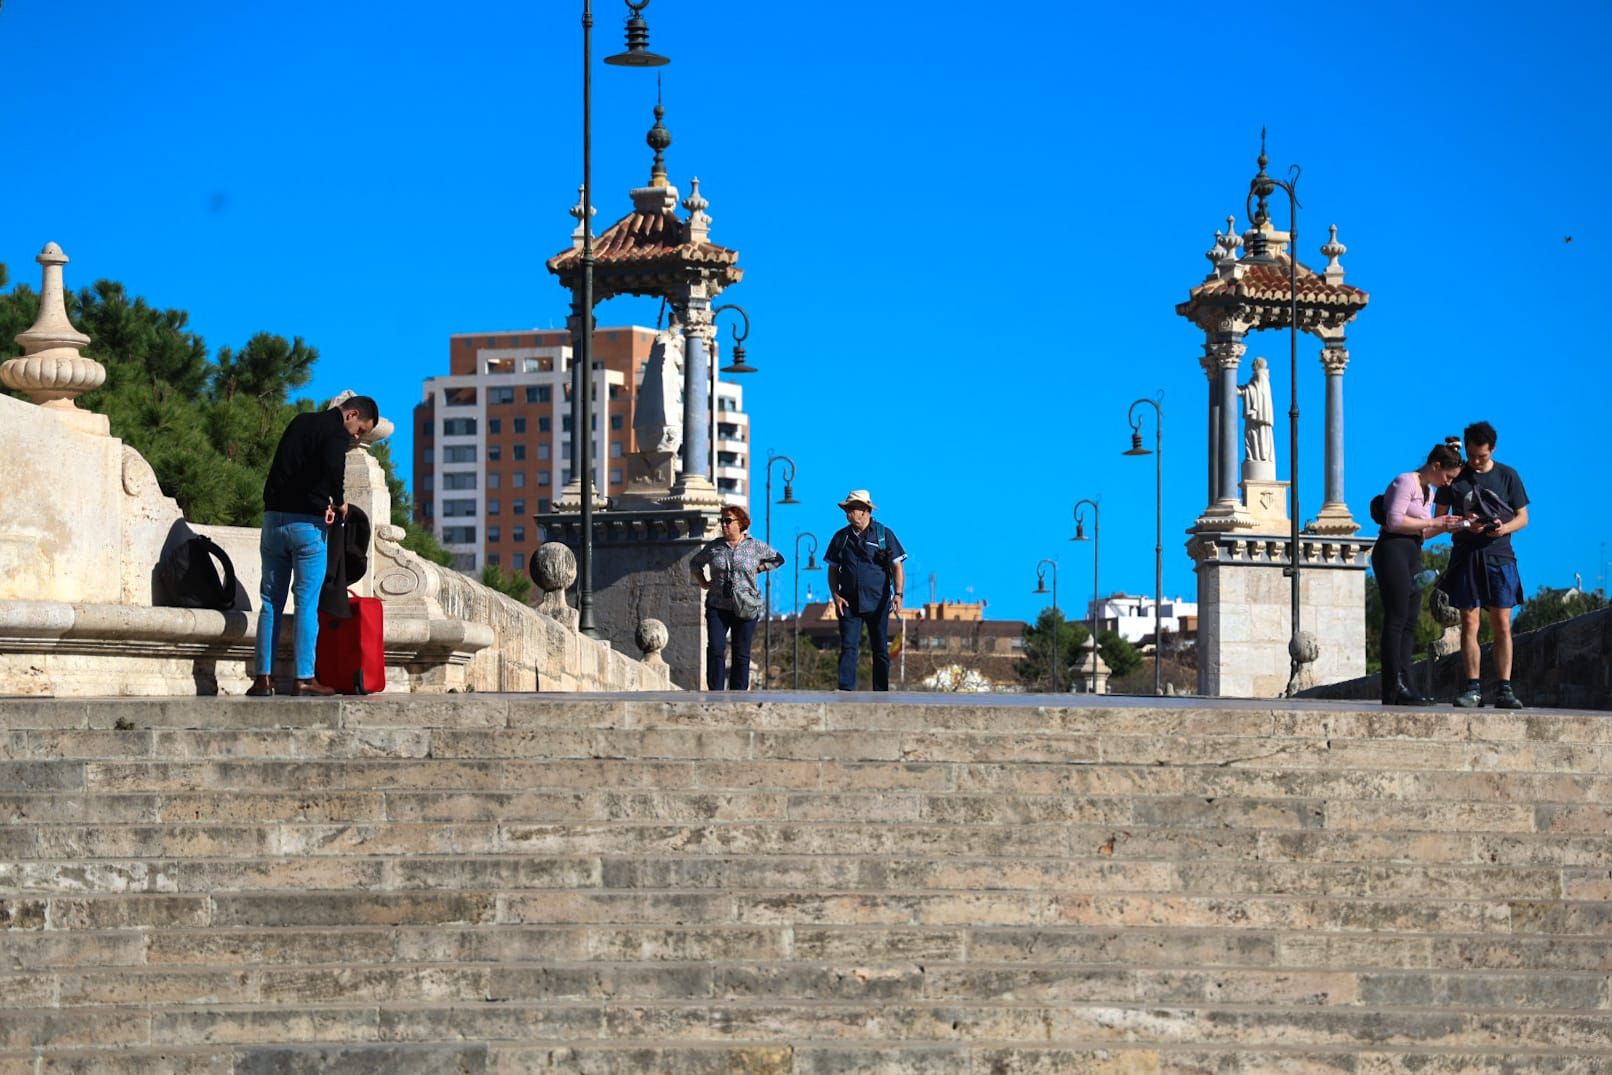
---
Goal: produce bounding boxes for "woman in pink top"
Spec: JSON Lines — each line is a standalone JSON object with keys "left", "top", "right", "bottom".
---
{"left": 1372, "top": 441, "right": 1470, "bottom": 705}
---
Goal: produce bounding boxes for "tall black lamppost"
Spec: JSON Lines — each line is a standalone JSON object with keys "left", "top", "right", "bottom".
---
{"left": 793, "top": 531, "right": 820, "bottom": 690}
{"left": 1123, "top": 396, "right": 1164, "bottom": 695}
{"left": 1031, "top": 559, "right": 1059, "bottom": 691}
{"left": 572, "top": 0, "right": 667, "bottom": 637}
{"left": 1071, "top": 498, "right": 1100, "bottom": 693}
{"left": 762, "top": 453, "right": 798, "bottom": 688}
{"left": 1247, "top": 136, "right": 1307, "bottom": 695}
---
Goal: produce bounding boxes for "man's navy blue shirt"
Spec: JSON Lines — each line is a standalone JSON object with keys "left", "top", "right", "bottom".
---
{"left": 825, "top": 521, "right": 907, "bottom": 615}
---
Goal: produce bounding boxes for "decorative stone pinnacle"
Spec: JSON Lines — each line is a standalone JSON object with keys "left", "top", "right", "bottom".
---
{"left": 682, "top": 177, "right": 710, "bottom": 244}
{"left": 1, "top": 242, "right": 104, "bottom": 409}
{"left": 647, "top": 103, "right": 672, "bottom": 187}
{"left": 1321, "top": 224, "right": 1348, "bottom": 284}
{"left": 568, "top": 185, "right": 596, "bottom": 249}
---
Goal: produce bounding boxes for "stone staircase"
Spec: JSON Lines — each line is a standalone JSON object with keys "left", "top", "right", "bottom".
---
{"left": 2, "top": 693, "right": 1610, "bottom": 1073}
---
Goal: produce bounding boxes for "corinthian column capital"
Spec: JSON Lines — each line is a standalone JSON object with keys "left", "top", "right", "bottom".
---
{"left": 1320, "top": 344, "right": 1350, "bottom": 375}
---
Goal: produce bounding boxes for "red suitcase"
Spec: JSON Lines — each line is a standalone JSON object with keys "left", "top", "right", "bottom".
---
{"left": 316, "top": 591, "right": 386, "bottom": 695}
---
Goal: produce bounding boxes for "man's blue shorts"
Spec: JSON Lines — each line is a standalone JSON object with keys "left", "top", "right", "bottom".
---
{"left": 1443, "top": 548, "right": 1523, "bottom": 610}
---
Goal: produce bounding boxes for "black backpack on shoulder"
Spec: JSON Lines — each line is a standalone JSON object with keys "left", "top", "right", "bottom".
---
{"left": 157, "top": 535, "right": 237, "bottom": 612}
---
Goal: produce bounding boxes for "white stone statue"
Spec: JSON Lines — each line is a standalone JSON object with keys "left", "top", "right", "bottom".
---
{"left": 628, "top": 322, "right": 684, "bottom": 489}
{"left": 1238, "top": 357, "right": 1275, "bottom": 465}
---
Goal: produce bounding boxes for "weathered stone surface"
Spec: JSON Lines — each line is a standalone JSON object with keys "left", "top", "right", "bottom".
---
{"left": 4, "top": 694, "right": 1612, "bottom": 1069}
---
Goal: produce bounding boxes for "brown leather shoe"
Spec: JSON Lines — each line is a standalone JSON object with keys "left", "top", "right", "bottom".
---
{"left": 293, "top": 679, "right": 338, "bottom": 697}
{"left": 245, "top": 676, "right": 275, "bottom": 698}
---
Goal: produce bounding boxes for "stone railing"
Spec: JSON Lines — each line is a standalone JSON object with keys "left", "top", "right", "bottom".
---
{"left": 0, "top": 241, "right": 673, "bottom": 696}
{"left": 1301, "top": 605, "right": 1612, "bottom": 710}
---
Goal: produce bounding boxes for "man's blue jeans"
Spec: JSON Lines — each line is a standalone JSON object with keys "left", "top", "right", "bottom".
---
{"left": 837, "top": 604, "right": 891, "bottom": 691}
{"left": 256, "top": 511, "right": 328, "bottom": 679}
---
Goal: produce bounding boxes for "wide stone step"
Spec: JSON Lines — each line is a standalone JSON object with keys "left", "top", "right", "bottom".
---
{"left": 3, "top": 694, "right": 1611, "bottom": 1067}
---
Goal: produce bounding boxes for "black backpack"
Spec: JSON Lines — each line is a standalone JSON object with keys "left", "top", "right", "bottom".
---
{"left": 157, "top": 535, "right": 237, "bottom": 612}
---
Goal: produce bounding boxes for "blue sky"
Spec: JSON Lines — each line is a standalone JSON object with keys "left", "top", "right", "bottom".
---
{"left": 4, "top": 1, "right": 1608, "bottom": 624}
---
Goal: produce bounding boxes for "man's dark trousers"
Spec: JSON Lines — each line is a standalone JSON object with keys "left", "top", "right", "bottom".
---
{"left": 838, "top": 604, "right": 890, "bottom": 691}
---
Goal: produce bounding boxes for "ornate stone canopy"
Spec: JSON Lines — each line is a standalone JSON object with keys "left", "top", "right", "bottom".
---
{"left": 546, "top": 105, "right": 743, "bottom": 304}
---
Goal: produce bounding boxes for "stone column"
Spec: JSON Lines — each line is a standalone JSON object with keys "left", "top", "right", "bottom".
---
{"left": 1201, "top": 344, "right": 1219, "bottom": 505}
{"left": 1311, "top": 337, "right": 1358, "bottom": 535}
{"left": 664, "top": 297, "right": 721, "bottom": 511}
{"left": 680, "top": 301, "right": 713, "bottom": 482}
{"left": 1194, "top": 335, "right": 1251, "bottom": 530}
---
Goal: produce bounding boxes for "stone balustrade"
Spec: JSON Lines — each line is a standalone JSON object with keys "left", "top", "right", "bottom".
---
{"left": 0, "top": 242, "right": 673, "bottom": 697}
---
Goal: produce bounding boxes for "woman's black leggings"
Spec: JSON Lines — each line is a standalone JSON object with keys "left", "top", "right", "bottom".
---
{"left": 1372, "top": 533, "right": 1422, "bottom": 702}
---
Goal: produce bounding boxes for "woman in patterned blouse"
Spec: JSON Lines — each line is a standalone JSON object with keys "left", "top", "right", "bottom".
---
{"left": 690, "top": 505, "right": 784, "bottom": 691}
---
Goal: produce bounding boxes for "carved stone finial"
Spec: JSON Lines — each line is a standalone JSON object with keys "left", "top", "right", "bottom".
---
{"left": 1321, "top": 224, "right": 1348, "bottom": 284}
{"left": 636, "top": 618, "right": 669, "bottom": 667}
{"left": 682, "top": 177, "right": 710, "bottom": 244}
{"left": 2, "top": 243, "right": 106, "bottom": 423}
{"left": 568, "top": 185, "right": 596, "bottom": 250}
{"left": 531, "top": 541, "right": 579, "bottom": 628}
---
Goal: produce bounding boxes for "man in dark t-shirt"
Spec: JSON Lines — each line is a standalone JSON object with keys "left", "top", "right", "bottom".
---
{"left": 1434, "top": 420, "right": 1530, "bottom": 709}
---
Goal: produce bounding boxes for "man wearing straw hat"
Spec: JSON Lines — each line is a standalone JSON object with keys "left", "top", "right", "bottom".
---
{"left": 824, "top": 489, "right": 908, "bottom": 691}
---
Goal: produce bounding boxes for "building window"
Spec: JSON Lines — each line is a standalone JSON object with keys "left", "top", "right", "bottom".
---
{"left": 560, "top": 442, "right": 571, "bottom": 460}
{"left": 609, "top": 469, "right": 623, "bottom": 484}
{"left": 490, "top": 386, "right": 515, "bottom": 405}
{"left": 513, "top": 417, "right": 526, "bottom": 434}
{"left": 562, "top": 416, "right": 572, "bottom": 433}
{"left": 419, "top": 447, "right": 431, "bottom": 464}
{"left": 610, "top": 442, "right": 624, "bottom": 458}
{"left": 450, "top": 552, "right": 477, "bottom": 572}
{"left": 422, "top": 474, "right": 434, "bottom": 491}
{"left": 538, "top": 417, "right": 551, "bottom": 433}
{"left": 538, "top": 471, "right": 551, "bottom": 486}
{"left": 610, "top": 414, "right": 624, "bottom": 431}
{"left": 538, "top": 444, "right": 551, "bottom": 461}
{"left": 525, "top": 386, "right": 552, "bottom": 404}
{"left": 443, "top": 498, "right": 477, "bottom": 517}
{"left": 488, "top": 553, "right": 500, "bottom": 567}
{"left": 488, "top": 526, "right": 501, "bottom": 543}
{"left": 422, "top": 420, "right": 433, "bottom": 436}
{"left": 513, "top": 444, "right": 526, "bottom": 461}
{"left": 443, "top": 472, "right": 477, "bottom": 491}
{"left": 444, "top": 387, "right": 477, "bottom": 407}
{"left": 512, "top": 472, "right": 526, "bottom": 488}
{"left": 488, "top": 472, "right": 501, "bottom": 490}
{"left": 487, "top": 444, "right": 501, "bottom": 461}
{"left": 717, "top": 478, "right": 738, "bottom": 492}
{"left": 512, "top": 525, "right": 526, "bottom": 544}
{"left": 512, "top": 498, "right": 526, "bottom": 516}
{"left": 443, "top": 418, "right": 476, "bottom": 436}
{"left": 562, "top": 469, "right": 573, "bottom": 484}
{"left": 538, "top": 499, "right": 551, "bottom": 514}
{"left": 489, "top": 418, "right": 501, "bottom": 435}
{"left": 443, "top": 445, "right": 476, "bottom": 464}
{"left": 442, "top": 526, "right": 478, "bottom": 544}
{"left": 422, "top": 499, "right": 434, "bottom": 517}
{"left": 488, "top": 498, "right": 501, "bottom": 516}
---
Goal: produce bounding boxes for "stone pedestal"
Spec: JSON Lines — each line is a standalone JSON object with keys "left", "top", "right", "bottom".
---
{"left": 1188, "top": 530, "right": 1373, "bottom": 698}
{"left": 539, "top": 505, "right": 719, "bottom": 689}
{"left": 1240, "top": 476, "right": 1290, "bottom": 531}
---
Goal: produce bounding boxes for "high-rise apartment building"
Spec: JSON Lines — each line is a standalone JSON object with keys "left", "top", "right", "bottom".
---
{"left": 413, "top": 325, "right": 751, "bottom": 576}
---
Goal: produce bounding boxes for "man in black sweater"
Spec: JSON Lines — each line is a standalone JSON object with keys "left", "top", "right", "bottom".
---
{"left": 248, "top": 397, "right": 379, "bottom": 696}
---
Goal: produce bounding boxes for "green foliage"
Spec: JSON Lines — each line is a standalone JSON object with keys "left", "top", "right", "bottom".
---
{"left": 1018, "top": 609, "right": 1143, "bottom": 691}
{"left": 769, "top": 629, "right": 843, "bottom": 690}
{"left": 1516, "top": 586, "right": 1609, "bottom": 633}
{"left": 480, "top": 564, "right": 534, "bottom": 604}
{"left": 1017, "top": 608, "right": 1089, "bottom": 691}
{"left": 369, "top": 439, "right": 452, "bottom": 566}
{"left": 0, "top": 273, "right": 425, "bottom": 541}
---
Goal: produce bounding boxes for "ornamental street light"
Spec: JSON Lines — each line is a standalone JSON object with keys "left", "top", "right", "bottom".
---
{"left": 762, "top": 453, "right": 798, "bottom": 688}
{"left": 1071, "top": 498, "right": 1100, "bottom": 694}
{"left": 1031, "top": 559, "right": 1059, "bottom": 692}
{"left": 1123, "top": 395, "right": 1164, "bottom": 696}
{"left": 571, "top": 0, "right": 667, "bottom": 637}
{"left": 793, "top": 531, "right": 820, "bottom": 690}
{"left": 712, "top": 303, "right": 756, "bottom": 375}
{"left": 1246, "top": 135, "right": 1308, "bottom": 695}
